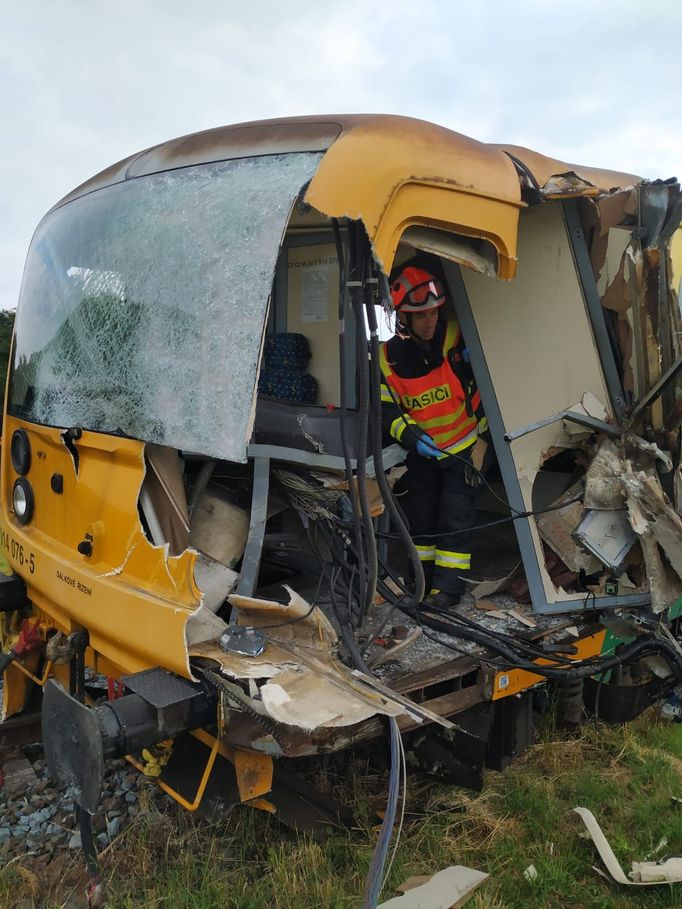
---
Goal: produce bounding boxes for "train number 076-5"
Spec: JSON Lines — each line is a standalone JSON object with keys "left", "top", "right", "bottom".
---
{"left": 0, "top": 530, "right": 35, "bottom": 574}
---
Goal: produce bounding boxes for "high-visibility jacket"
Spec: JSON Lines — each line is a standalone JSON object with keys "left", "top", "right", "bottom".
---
{"left": 379, "top": 318, "right": 487, "bottom": 458}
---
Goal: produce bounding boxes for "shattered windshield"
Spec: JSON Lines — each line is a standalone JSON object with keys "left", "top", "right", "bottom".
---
{"left": 10, "top": 152, "right": 322, "bottom": 460}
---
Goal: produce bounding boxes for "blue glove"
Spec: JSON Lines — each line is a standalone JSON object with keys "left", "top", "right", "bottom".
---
{"left": 416, "top": 435, "right": 441, "bottom": 458}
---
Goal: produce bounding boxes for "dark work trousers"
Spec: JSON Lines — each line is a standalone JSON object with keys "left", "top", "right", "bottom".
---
{"left": 405, "top": 449, "right": 477, "bottom": 596}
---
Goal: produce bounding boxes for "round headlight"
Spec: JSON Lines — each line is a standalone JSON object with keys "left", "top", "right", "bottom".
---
{"left": 13, "top": 478, "right": 34, "bottom": 525}
{"left": 10, "top": 429, "right": 31, "bottom": 475}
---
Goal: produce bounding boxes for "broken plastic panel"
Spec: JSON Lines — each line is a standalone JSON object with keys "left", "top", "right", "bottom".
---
{"left": 11, "top": 152, "right": 323, "bottom": 461}
{"left": 573, "top": 509, "right": 637, "bottom": 575}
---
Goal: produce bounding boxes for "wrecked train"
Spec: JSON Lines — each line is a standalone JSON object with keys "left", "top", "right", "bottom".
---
{"left": 1, "top": 115, "right": 682, "bottom": 845}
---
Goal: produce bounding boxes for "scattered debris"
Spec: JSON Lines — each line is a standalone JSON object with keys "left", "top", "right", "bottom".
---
{"left": 573, "top": 509, "right": 637, "bottom": 575}
{"left": 631, "top": 857, "right": 682, "bottom": 884}
{"left": 536, "top": 483, "right": 601, "bottom": 574}
{"left": 507, "top": 609, "right": 537, "bottom": 629}
{"left": 367, "top": 628, "right": 423, "bottom": 669}
{"left": 484, "top": 610, "right": 509, "bottom": 621}
{"left": 643, "top": 836, "right": 669, "bottom": 862}
{"left": 574, "top": 807, "right": 682, "bottom": 886}
{"left": 474, "top": 599, "right": 499, "bottom": 611}
{"left": 523, "top": 864, "right": 538, "bottom": 883}
{"left": 378, "top": 865, "right": 489, "bottom": 908}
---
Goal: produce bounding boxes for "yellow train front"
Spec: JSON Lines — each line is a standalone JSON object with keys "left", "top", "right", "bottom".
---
{"left": 1, "top": 116, "right": 681, "bottom": 851}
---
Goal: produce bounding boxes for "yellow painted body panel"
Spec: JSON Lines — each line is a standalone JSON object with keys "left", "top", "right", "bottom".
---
{"left": 233, "top": 747, "right": 274, "bottom": 802}
{"left": 492, "top": 629, "right": 606, "bottom": 700}
{"left": 0, "top": 416, "right": 200, "bottom": 680}
{"left": 1, "top": 656, "right": 40, "bottom": 716}
{"left": 305, "top": 116, "right": 523, "bottom": 278}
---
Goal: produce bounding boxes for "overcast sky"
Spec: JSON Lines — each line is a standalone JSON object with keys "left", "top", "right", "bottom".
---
{"left": 2, "top": 0, "right": 681, "bottom": 312}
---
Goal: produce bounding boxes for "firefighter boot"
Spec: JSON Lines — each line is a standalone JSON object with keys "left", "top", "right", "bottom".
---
{"left": 425, "top": 588, "right": 461, "bottom": 611}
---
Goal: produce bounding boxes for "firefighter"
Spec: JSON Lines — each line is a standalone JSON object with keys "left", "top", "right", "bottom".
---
{"left": 380, "top": 265, "right": 489, "bottom": 609}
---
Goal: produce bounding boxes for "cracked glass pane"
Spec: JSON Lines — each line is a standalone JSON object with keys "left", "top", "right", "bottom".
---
{"left": 11, "top": 152, "right": 322, "bottom": 460}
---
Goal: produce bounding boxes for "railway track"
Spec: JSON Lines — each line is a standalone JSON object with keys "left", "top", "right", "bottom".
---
{"left": 0, "top": 710, "right": 42, "bottom": 747}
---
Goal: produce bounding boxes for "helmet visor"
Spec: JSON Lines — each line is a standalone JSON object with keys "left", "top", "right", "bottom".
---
{"left": 398, "top": 279, "right": 446, "bottom": 312}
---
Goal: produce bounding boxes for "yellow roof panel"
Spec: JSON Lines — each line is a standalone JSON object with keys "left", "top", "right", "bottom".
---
{"left": 305, "top": 115, "right": 523, "bottom": 277}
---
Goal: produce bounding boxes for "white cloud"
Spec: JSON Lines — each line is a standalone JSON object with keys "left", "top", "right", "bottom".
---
{"left": 1, "top": 0, "right": 681, "bottom": 311}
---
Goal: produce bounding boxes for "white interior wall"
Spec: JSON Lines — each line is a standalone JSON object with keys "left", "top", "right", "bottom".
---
{"left": 286, "top": 243, "right": 341, "bottom": 405}
{"left": 462, "top": 203, "right": 612, "bottom": 602}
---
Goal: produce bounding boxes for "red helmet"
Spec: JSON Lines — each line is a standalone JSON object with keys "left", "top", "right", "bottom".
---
{"left": 390, "top": 267, "right": 446, "bottom": 313}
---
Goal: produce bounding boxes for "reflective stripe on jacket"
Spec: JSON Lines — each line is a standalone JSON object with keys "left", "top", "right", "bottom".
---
{"left": 380, "top": 319, "right": 480, "bottom": 455}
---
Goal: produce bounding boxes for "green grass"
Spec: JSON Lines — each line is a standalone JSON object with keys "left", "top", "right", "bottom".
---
{"left": 1, "top": 714, "right": 681, "bottom": 908}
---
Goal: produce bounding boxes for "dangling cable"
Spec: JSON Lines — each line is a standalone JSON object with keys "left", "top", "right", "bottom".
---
{"left": 329, "top": 224, "right": 407, "bottom": 906}
{"left": 349, "top": 225, "right": 377, "bottom": 621}
{"left": 365, "top": 264, "right": 425, "bottom": 605}
{"left": 363, "top": 716, "right": 401, "bottom": 909}
{"left": 333, "top": 217, "right": 368, "bottom": 625}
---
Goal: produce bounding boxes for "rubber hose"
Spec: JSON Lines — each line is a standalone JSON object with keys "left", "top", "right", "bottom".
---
{"left": 352, "top": 262, "right": 378, "bottom": 618}
{"left": 399, "top": 601, "right": 682, "bottom": 682}
{"left": 333, "top": 218, "right": 367, "bottom": 620}
{"left": 364, "top": 267, "right": 425, "bottom": 604}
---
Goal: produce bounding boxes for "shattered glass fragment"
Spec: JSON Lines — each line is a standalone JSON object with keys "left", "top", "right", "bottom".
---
{"left": 11, "top": 152, "right": 323, "bottom": 461}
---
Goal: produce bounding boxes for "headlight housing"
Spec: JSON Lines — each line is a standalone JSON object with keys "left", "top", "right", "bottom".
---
{"left": 13, "top": 478, "right": 34, "bottom": 525}
{"left": 10, "top": 429, "right": 31, "bottom": 476}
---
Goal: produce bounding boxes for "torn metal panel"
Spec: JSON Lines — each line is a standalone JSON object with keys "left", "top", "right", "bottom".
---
{"left": 625, "top": 184, "right": 681, "bottom": 425}
{"left": 0, "top": 421, "right": 198, "bottom": 679}
{"left": 639, "top": 182, "right": 671, "bottom": 250}
{"left": 581, "top": 190, "right": 637, "bottom": 283}
{"left": 623, "top": 468, "right": 682, "bottom": 581}
{"left": 576, "top": 184, "right": 682, "bottom": 413}
{"left": 624, "top": 434, "right": 674, "bottom": 472}
{"left": 230, "top": 586, "right": 337, "bottom": 653}
{"left": 497, "top": 145, "right": 639, "bottom": 196}
{"left": 580, "top": 437, "right": 682, "bottom": 609}
{"left": 470, "top": 564, "right": 522, "bottom": 599}
{"left": 541, "top": 171, "right": 599, "bottom": 198}
{"left": 258, "top": 669, "right": 403, "bottom": 731}
{"left": 638, "top": 527, "right": 682, "bottom": 615}
{"left": 189, "top": 589, "right": 454, "bottom": 747}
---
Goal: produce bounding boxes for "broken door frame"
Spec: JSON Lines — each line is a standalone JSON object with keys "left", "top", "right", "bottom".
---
{"left": 562, "top": 200, "right": 627, "bottom": 423}
{"left": 444, "top": 241, "right": 652, "bottom": 616}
